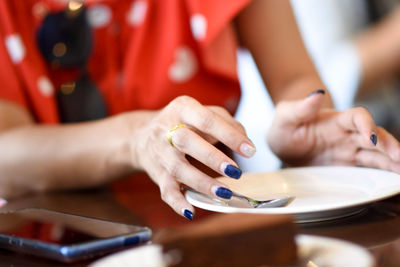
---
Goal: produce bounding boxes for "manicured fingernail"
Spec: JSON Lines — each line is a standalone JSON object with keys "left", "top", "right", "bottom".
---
{"left": 370, "top": 133, "right": 377, "bottom": 146}
{"left": 240, "top": 143, "right": 256, "bottom": 157}
{"left": 212, "top": 186, "right": 232, "bottom": 199}
{"left": 0, "top": 198, "right": 7, "bottom": 207}
{"left": 308, "top": 89, "right": 325, "bottom": 97}
{"left": 220, "top": 162, "right": 242, "bottom": 179}
{"left": 183, "top": 209, "right": 193, "bottom": 221}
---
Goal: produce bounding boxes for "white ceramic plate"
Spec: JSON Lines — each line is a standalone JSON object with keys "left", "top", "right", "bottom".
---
{"left": 185, "top": 166, "right": 400, "bottom": 222}
{"left": 296, "top": 235, "right": 374, "bottom": 267}
{"left": 90, "top": 235, "right": 374, "bottom": 267}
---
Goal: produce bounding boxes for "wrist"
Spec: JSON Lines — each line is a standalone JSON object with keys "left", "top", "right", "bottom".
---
{"left": 94, "top": 114, "right": 135, "bottom": 179}
{"left": 115, "top": 111, "right": 156, "bottom": 172}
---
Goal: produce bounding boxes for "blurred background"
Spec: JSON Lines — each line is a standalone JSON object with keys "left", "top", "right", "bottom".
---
{"left": 235, "top": 0, "right": 400, "bottom": 172}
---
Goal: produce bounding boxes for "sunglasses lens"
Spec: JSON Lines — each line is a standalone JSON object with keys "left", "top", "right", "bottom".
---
{"left": 37, "top": 8, "right": 92, "bottom": 67}
{"left": 37, "top": 7, "right": 107, "bottom": 122}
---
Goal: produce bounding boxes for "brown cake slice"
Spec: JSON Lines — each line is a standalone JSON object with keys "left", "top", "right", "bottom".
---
{"left": 154, "top": 213, "right": 297, "bottom": 266}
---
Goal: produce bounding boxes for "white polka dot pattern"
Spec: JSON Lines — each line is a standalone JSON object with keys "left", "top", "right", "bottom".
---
{"left": 37, "top": 76, "right": 54, "bottom": 97}
{"left": 127, "top": 1, "right": 148, "bottom": 26}
{"left": 32, "top": 2, "right": 49, "bottom": 19}
{"left": 168, "top": 46, "right": 198, "bottom": 83}
{"left": 5, "top": 34, "right": 26, "bottom": 64}
{"left": 190, "top": 14, "right": 207, "bottom": 41}
{"left": 87, "top": 4, "right": 112, "bottom": 28}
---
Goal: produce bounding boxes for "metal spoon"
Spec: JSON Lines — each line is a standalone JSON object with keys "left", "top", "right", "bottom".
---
{"left": 231, "top": 191, "right": 294, "bottom": 208}
{"left": 182, "top": 186, "right": 294, "bottom": 208}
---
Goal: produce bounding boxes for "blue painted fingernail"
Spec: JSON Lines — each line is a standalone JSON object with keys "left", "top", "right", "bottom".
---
{"left": 223, "top": 164, "right": 242, "bottom": 179}
{"left": 183, "top": 209, "right": 193, "bottom": 221}
{"left": 214, "top": 187, "right": 232, "bottom": 199}
{"left": 308, "top": 89, "right": 325, "bottom": 97}
{"left": 370, "top": 133, "right": 377, "bottom": 146}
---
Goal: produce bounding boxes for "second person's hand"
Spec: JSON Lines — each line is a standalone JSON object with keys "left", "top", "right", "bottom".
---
{"left": 268, "top": 90, "right": 400, "bottom": 171}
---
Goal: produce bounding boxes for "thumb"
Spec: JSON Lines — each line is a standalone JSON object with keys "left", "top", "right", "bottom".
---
{"left": 275, "top": 89, "right": 326, "bottom": 125}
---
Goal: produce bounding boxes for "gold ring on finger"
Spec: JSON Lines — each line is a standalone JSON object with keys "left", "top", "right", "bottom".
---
{"left": 166, "top": 123, "right": 187, "bottom": 148}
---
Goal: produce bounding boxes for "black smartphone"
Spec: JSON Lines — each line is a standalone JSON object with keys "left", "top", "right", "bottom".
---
{"left": 0, "top": 208, "right": 151, "bottom": 263}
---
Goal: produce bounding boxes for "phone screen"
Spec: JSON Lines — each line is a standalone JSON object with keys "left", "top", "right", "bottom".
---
{"left": 0, "top": 209, "right": 145, "bottom": 245}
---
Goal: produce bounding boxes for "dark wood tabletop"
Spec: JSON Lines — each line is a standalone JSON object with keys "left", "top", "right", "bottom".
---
{"left": 1, "top": 173, "right": 400, "bottom": 267}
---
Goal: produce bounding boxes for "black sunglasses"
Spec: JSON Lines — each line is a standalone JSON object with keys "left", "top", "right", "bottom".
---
{"left": 37, "top": 3, "right": 107, "bottom": 123}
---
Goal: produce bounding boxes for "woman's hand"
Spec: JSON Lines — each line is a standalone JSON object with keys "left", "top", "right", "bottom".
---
{"left": 268, "top": 90, "right": 400, "bottom": 172}
{"left": 129, "top": 96, "right": 255, "bottom": 220}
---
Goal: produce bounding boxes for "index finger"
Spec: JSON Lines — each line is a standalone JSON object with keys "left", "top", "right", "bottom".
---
{"left": 178, "top": 97, "right": 256, "bottom": 158}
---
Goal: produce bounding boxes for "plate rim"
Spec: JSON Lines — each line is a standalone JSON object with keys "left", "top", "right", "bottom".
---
{"left": 185, "top": 166, "right": 400, "bottom": 216}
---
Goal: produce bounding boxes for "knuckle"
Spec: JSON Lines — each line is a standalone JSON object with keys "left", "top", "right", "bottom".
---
{"left": 167, "top": 161, "right": 182, "bottom": 178}
{"left": 160, "top": 186, "right": 182, "bottom": 210}
{"left": 353, "top": 106, "right": 367, "bottom": 112}
{"left": 193, "top": 175, "right": 214, "bottom": 194}
{"left": 160, "top": 182, "right": 174, "bottom": 202}
{"left": 171, "top": 128, "right": 189, "bottom": 150}
{"left": 165, "top": 96, "right": 187, "bottom": 113}
{"left": 160, "top": 188, "right": 168, "bottom": 202}
{"left": 209, "top": 106, "right": 230, "bottom": 117}
{"left": 199, "top": 112, "right": 216, "bottom": 131}
{"left": 161, "top": 188, "right": 172, "bottom": 203}
{"left": 166, "top": 96, "right": 198, "bottom": 118}
{"left": 201, "top": 180, "right": 215, "bottom": 195}
{"left": 173, "top": 95, "right": 192, "bottom": 106}
{"left": 353, "top": 106, "right": 371, "bottom": 117}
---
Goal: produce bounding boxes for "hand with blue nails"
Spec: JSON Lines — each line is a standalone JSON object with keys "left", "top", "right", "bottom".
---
{"left": 268, "top": 90, "right": 400, "bottom": 172}
{"left": 131, "top": 96, "right": 255, "bottom": 220}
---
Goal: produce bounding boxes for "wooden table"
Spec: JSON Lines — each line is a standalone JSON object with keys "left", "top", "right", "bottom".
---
{"left": 1, "top": 173, "right": 400, "bottom": 266}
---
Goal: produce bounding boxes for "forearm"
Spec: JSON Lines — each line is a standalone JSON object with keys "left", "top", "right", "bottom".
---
{"left": 355, "top": 6, "right": 400, "bottom": 96}
{"left": 0, "top": 111, "right": 153, "bottom": 198}
{"left": 235, "top": 0, "right": 333, "bottom": 107}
